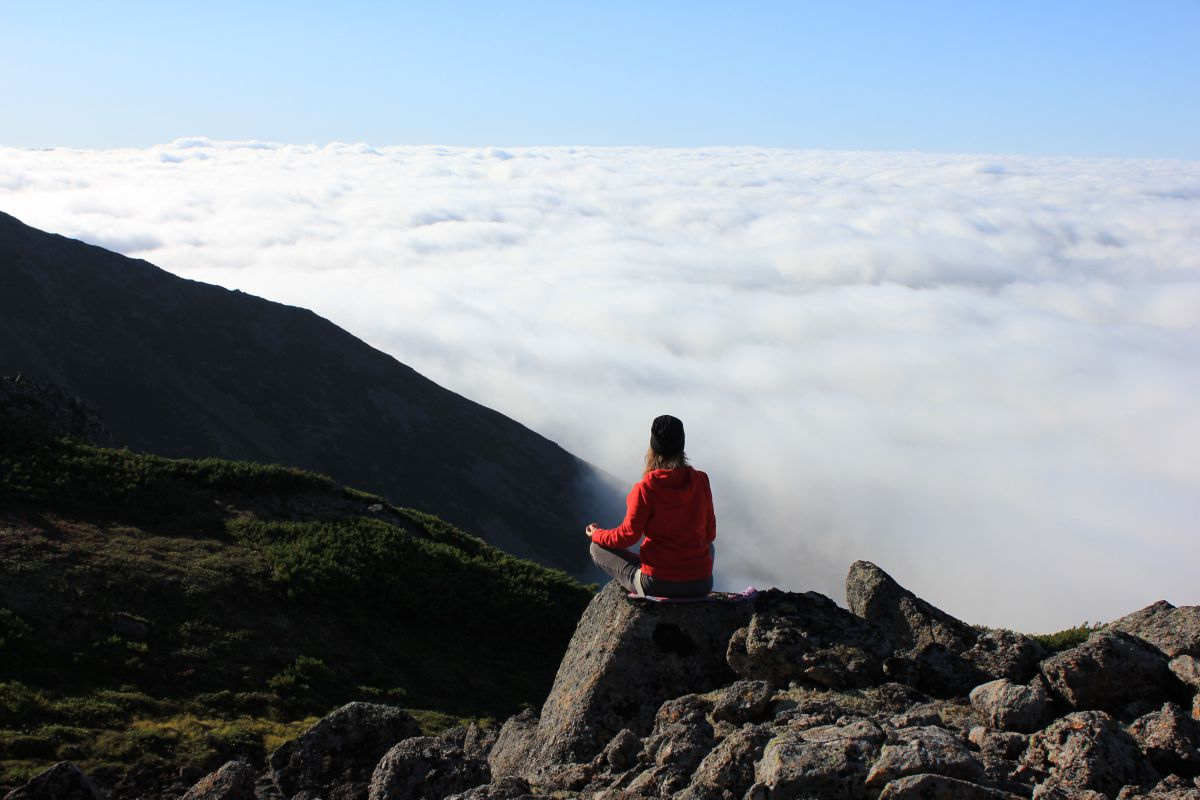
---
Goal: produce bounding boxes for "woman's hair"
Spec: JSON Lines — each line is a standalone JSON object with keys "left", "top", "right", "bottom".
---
{"left": 644, "top": 445, "right": 689, "bottom": 474}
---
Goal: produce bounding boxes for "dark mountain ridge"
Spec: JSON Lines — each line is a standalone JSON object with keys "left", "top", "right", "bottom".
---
{"left": 0, "top": 210, "right": 619, "bottom": 575}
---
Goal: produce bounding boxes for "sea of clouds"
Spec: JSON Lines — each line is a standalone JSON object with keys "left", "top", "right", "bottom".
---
{"left": 2, "top": 138, "right": 1197, "bottom": 632}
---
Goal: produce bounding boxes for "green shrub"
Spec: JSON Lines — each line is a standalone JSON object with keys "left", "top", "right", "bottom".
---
{"left": 1033, "top": 622, "right": 1104, "bottom": 652}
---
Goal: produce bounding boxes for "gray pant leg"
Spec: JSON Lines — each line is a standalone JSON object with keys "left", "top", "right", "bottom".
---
{"left": 589, "top": 542, "right": 641, "bottom": 593}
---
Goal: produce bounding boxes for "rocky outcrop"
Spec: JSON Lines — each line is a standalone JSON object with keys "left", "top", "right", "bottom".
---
{"left": 964, "top": 629, "right": 1048, "bottom": 685}
{"left": 267, "top": 702, "right": 422, "bottom": 800}
{"left": 970, "top": 678, "right": 1051, "bottom": 733}
{"left": 367, "top": 737, "right": 489, "bottom": 800}
{"left": 1129, "top": 703, "right": 1200, "bottom": 778}
{"left": 846, "top": 561, "right": 978, "bottom": 655}
{"left": 1019, "top": 710, "right": 1158, "bottom": 796}
{"left": 490, "top": 581, "right": 751, "bottom": 776}
{"left": 864, "top": 725, "right": 984, "bottom": 788}
{"left": 2, "top": 763, "right": 103, "bottom": 800}
{"left": 877, "top": 773, "right": 1025, "bottom": 800}
{"left": 179, "top": 761, "right": 257, "bottom": 800}
{"left": 1039, "top": 631, "right": 1182, "bottom": 713}
{"left": 727, "top": 589, "right": 893, "bottom": 689}
{"left": 754, "top": 717, "right": 885, "bottom": 799}
{"left": 179, "top": 565, "right": 1200, "bottom": 800}
{"left": 1110, "top": 602, "right": 1200, "bottom": 659}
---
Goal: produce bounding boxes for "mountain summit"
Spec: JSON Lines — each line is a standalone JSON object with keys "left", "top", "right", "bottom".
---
{"left": 0, "top": 210, "right": 618, "bottom": 574}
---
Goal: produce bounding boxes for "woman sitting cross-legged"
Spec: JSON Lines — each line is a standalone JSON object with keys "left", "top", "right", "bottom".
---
{"left": 586, "top": 414, "right": 715, "bottom": 599}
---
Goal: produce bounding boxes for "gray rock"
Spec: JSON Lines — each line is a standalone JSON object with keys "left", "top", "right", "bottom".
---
{"left": 641, "top": 695, "right": 715, "bottom": 772}
{"left": 1129, "top": 702, "right": 1200, "bottom": 778}
{"left": 711, "top": 680, "right": 774, "bottom": 724}
{"left": 845, "top": 560, "right": 978, "bottom": 655}
{"left": 367, "top": 737, "right": 489, "bottom": 800}
{"left": 1030, "top": 788, "right": 1108, "bottom": 800}
{"left": 1019, "top": 710, "right": 1157, "bottom": 797}
{"left": 877, "top": 773, "right": 1026, "bottom": 800}
{"left": 969, "top": 727, "right": 1030, "bottom": 792}
{"left": 268, "top": 702, "right": 421, "bottom": 800}
{"left": 3, "top": 763, "right": 103, "bottom": 800}
{"left": 892, "top": 642, "right": 987, "bottom": 698}
{"left": 442, "top": 775, "right": 538, "bottom": 800}
{"left": 1040, "top": 631, "right": 1180, "bottom": 713}
{"left": 441, "top": 723, "right": 499, "bottom": 763}
{"left": 504, "top": 581, "right": 750, "bottom": 774}
{"left": 755, "top": 717, "right": 884, "bottom": 800}
{"left": 970, "top": 678, "right": 1051, "bottom": 733}
{"left": 487, "top": 709, "right": 539, "bottom": 780}
{"left": 889, "top": 701, "right": 949, "bottom": 729}
{"left": 681, "top": 724, "right": 772, "bottom": 800}
{"left": 1170, "top": 657, "right": 1200, "bottom": 691}
{"left": 1110, "top": 602, "right": 1200, "bottom": 658}
{"left": 621, "top": 765, "right": 690, "bottom": 797}
{"left": 727, "top": 589, "right": 893, "bottom": 689}
{"left": 596, "top": 728, "right": 641, "bottom": 772}
{"left": 1116, "top": 774, "right": 1200, "bottom": 799}
{"left": 966, "top": 629, "right": 1049, "bottom": 684}
{"left": 864, "top": 725, "right": 984, "bottom": 788}
{"left": 181, "top": 761, "right": 258, "bottom": 800}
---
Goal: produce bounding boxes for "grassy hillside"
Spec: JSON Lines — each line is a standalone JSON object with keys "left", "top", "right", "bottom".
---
{"left": 0, "top": 409, "right": 594, "bottom": 786}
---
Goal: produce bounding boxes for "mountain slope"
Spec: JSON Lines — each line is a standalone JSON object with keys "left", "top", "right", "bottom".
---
{"left": 0, "top": 382, "right": 595, "bottom": 786}
{"left": 0, "top": 210, "right": 618, "bottom": 575}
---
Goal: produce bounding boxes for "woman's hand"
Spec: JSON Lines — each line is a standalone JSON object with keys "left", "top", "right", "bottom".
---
{"left": 585, "top": 523, "right": 599, "bottom": 538}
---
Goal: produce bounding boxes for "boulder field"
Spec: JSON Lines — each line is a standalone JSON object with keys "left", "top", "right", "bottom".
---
{"left": 11, "top": 561, "right": 1200, "bottom": 800}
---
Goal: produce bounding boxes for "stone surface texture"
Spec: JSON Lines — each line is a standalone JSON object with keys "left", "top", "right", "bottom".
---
{"left": 1040, "top": 630, "right": 1182, "bottom": 713}
{"left": 179, "top": 761, "right": 257, "bottom": 800}
{"left": 367, "top": 737, "right": 488, "bottom": 800}
{"left": 864, "top": 725, "right": 984, "bottom": 788}
{"left": 970, "top": 677, "right": 1051, "bottom": 733}
{"left": 845, "top": 560, "right": 978, "bottom": 654}
{"left": 1110, "top": 602, "right": 1200, "bottom": 659}
{"left": 2, "top": 763, "right": 103, "bottom": 800}
{"left": 1019, "top": 710, "right": 1158, "bottom": 796}
{"left": 502, "top": 581, "right": 751, "bottom": 775}
{"left": 268, "top": 702, "right": 421, "bottom": 800}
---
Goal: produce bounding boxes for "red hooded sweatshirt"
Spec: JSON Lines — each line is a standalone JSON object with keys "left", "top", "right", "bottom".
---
{"left": 590, "top": 466, "right": 715, "bottom": 582}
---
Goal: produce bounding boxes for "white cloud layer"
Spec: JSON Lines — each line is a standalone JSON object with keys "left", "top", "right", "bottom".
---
{"left": 3, "top": 139, "right": 1198, "bottom": 632}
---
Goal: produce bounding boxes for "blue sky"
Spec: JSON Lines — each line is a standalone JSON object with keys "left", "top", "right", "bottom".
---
{"left": 2, "top": 1, "right": 1198, "bottom": 156}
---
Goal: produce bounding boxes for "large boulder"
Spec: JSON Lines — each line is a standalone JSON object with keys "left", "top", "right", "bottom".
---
{"left": 498, "top": 581, "right": 751, "bottom": 775}
{"left": 727, "top": 589, "right": 893, "bottom": 689}
{"left": 969, "top": 726, "right": 1030, "bottom": 792}
{"left": 711, "top": 680, "right": 775, "bottom": 724}
{"left": 487, "top": 709, "right": 539, "bottom": 780}
{"left": 845, "top": 561, "right": 978, "bottom": 655}
{"left": 970, "top": 678, "right": 1051, "bottom": 733}
{"left": 1170, "top": 657, "right": 1200, "bottom": 691}
{"left": 1019, "top": 710, "right": 1157, "bottom": 797}
{"left": 864, "top": 725, "right": 984, "bottom": 788}
{"left": 441, "top": 776, "right": 537, "bottom": 800}
{"left": 965, "top": 629, "right": 1049, "bottom": 684}
{"left": 754, "top": 717, "right": 885, "bottom": 800}
{"left": 181, "top": 761, "right": 257, "bottom": 800}
{"left": 640, "top": 695, "right": 715, "bottom": 773}
{"left": 1039, "top": 631, "right": 1181, "bottom": 713}
{"left": 367, "top": 737, "right": 489, "bottom": 800}
{"left": 2, "top": 763, "right": 102, "bottom": 800}
{"left": 679, "top": 723, "right": 773, "bottom": 800}
{"left": 877, "top": 774, "right": 1026, "bottom": 800}
{"left": 1129, "top": 702, "right": 1200, "bottom": 778}
{"left": 1109, "top": 602, "right": 1200, "bottom": 659}
{"left": 268, "top": 702, "right": 422, "bottom": 800}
